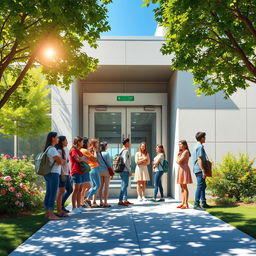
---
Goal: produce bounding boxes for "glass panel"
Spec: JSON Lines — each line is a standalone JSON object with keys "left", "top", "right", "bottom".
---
{"left": 130, "top": 112, "right": 157, "bottom": 188}
{"left": 0, "top": 134, "right": 14, "bottom": 156}
{"left": 95, "top": 112, "right": 122, "bottom": 187}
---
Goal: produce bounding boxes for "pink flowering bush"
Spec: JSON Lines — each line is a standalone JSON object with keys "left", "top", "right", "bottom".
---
{"left": 0, "top": 155, "right": 44, "bottom": 214}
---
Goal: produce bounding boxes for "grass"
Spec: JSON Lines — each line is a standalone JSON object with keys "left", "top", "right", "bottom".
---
{"left": 0, "top": 209, "right": 48, "bottom": 256}
{"left": 206, "top": 206, "right": 256, "bottom": 239}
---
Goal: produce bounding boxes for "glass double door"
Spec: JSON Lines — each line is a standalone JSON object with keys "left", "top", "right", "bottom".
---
{"left": 89, "top": 106, "right": 161, "bottom": 193}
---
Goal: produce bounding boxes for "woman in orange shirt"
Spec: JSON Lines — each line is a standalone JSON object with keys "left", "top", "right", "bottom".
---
{"left": 82, "top": 138, "right": 101, "bottom": 208}
{"left": 80, "top": 137, "right": 94, "bottom": 207}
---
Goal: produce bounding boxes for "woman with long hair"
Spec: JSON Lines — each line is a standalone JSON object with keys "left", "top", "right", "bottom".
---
{"left": 150, "top": 144, "right": 166, "bottom": 202}
{"left": 98, "top": 141, "right": 113, "bottom": 207}
{"left": 134, "top": 142, "right": 150, "bottom": 201}
{"left": 69, "top": 136, "right": 87, "bottom": 214}
{"left": 55, "top": 136, "right": 73, "bottom": 217}
{"left": 80, "top": 137, "right": 94, "bottom": 207}
{"left": 43, "top": 132, "right": 64, "bottom": 220}
{"left": 176, "top": 140, "right": 193, "bottom": 209}
{"left": 85, "top": 138, "right": 101, "bottom": 208}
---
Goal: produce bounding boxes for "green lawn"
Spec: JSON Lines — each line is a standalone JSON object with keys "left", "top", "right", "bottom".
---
{"left": 206, "top": 206, "right": 256, "bottom": 239}
{"left": 0, "top": 210, "right": 48, "bottom": 256}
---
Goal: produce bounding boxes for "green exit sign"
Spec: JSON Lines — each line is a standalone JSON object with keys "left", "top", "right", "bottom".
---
{"left": 117, "top": 96, "right": 134, "bottom": 101}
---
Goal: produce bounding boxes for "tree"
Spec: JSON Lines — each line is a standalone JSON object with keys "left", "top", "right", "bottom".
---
{"left": 0, "top": 0, "right": 111, "bottom": 109}
{"left": 0, "top": 68, "right": 50, "bottom": 137}
{"left": 144, "top": 0, "right": 256, "bottom": 97}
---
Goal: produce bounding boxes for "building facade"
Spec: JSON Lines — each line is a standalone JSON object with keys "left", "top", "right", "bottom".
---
{"left": 51, "top": 31, "right": 256, "bottom": 200}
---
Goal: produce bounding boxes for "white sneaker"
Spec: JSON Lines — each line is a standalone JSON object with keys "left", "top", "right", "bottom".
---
{"left": 137, "top": 196, "right": 142, "bottom": 201}
{"left": 142, "top": 196, "right": 147, "bottom": 201}
{"left": 71, "top": 208, "right": 81, "bottom": 214}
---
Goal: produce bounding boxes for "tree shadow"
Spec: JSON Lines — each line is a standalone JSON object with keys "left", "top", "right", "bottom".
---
{"left": 8, "top": 201, "right": 256, "bottom": 256}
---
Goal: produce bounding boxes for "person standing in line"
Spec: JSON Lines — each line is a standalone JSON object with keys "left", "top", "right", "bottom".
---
{"left": 134, "top": 142, "right": 150, "bottom": 201}
{"left": 55, "top": 136, "right": 72, "bottom": 217}
{"left": 118, "top": 138, "right": 134, "bottom": 206}
{"left": 43, "top": 132, "right": 64, "bottom": 220}
{"left": 61, "top": 143, "right": 73, "bottom": 213}
{"left": 192, "top": 132, "right": 211, "bottom": 210}
{"left": 98, "top": 141, "right": 113, "bottom": 207}
{"left": 150, "top": 144, "right": 166, "bottom": 202}
{"left": 176, "top": 140, "right": 193, "bottom": 209}
{"left": 80, "top": 137, "right": 94, "bottom": 208}
{"left": 69, "top": 136, "right": 87, "bottom": 214}
{"left": 85, "top": 138, "right": 101, "bottom": 208}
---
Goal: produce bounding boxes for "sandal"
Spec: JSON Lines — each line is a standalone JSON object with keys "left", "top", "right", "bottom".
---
{"left": 91, "top": 204, "right": 99, "bottom": 208}
{"left": 103, "top": 204, "right": 111, "bottom": 208}
{"left": 176, "top": 204, "right": 183, "bottom": 208}
{"left": 85, "top": 200, "right": 91, "bottom": 207}
{"left": 100, "top": 203, "right": 104, "bottom": 207}
{"left": 56, "top": 212, "right": 69, "bottom": 217}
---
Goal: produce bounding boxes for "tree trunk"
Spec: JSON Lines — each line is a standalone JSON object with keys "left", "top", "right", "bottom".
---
{"left": 0, "top": 54, "right": 35, "bottom": 109}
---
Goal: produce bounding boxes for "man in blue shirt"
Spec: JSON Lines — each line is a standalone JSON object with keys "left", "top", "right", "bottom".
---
{"left": 192, "top": 132, "right": 210, "bottom": 210}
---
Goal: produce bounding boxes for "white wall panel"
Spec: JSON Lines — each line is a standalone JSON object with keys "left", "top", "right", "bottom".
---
{"left": 216, "top": 109, "right": 246, "bottom": 142}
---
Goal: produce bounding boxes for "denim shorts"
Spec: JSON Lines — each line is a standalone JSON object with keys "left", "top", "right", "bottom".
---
{"left": 59, "top": 175, "right": 68, "bottom": 188}
{"left": 82, "top": 172, "right": 91, "bottom": 183}
{"left": 71, "top": 173, "right": 83, "bottom": 185}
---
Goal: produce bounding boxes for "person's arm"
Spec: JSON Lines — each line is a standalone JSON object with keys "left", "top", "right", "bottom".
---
{"left": 153, "top": 154, "right": 163, "bottom": 167}
{"left": 197, "top": 147, "right": 206, "bottom": 179}
{"left": 123, "top": 150, "right": 131, "bottom": 172}
{"left": 176, "top": 150, "right": 188, "bottom": 164}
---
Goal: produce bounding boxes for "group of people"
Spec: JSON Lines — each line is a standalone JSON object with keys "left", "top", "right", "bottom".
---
{"left": 43, "top": 130, "right": 209, "bottom": 220}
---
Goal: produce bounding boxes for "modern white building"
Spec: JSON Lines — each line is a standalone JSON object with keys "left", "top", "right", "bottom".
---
{"left": 51, "top": 27, "right": 256, "bottom": 200}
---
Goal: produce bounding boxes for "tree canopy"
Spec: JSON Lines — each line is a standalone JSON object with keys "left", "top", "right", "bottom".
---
{"left": 0, "top": 68, "right": 50, "bottom": 137}
{"left": 144, "top": 0, "right": 256, "bottom": 97}
{"left": 0, "top": 0, "right": 111, "bottom": 108}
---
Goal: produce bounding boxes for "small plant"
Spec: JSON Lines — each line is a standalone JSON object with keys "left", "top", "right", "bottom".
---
{"left": 207, "top": 153, "right": 256, "bottom": 202}
{"left": 0, "top": 154, "right": 44, "bottom": 214}
{"left": 214, "top": 197, "right": 237, "bottom": 206}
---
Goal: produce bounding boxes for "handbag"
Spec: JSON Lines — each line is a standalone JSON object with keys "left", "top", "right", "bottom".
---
{"left": 79, "top": 161, "right": 91, "bottom": 173}
{"left": 100, "top": 151, "right": 115, "bottom": 176}
{"left": 205, "top": 153, "right": 212, "bottom": 177}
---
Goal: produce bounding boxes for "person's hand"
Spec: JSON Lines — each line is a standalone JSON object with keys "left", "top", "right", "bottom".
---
{"left": 202, "top": 172, "right": 206, "bottom": 179}
{"left": 129, "top": 171, "right": 132, "bottom": 177}
{"left": 61, "top": 160, "right": 66, "bottom": 165}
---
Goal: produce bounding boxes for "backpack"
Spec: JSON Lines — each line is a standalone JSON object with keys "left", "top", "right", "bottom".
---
{"left": 159, "top": 159, "right": 169, "bottom": 173}
{"left": 35, "top": 146, "right": 56, "bottom": 176}
{"left": 112, "top": 149, "right": 126, "bottom": 173}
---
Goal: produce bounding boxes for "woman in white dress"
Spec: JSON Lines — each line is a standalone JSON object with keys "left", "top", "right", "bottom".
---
{"left": 134, "top": 142, "right": 150, "bottom": 201}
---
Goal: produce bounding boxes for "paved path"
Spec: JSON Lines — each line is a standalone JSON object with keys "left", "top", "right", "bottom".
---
{"left": 10, "top": 199, "right": 256, "bottom": 256}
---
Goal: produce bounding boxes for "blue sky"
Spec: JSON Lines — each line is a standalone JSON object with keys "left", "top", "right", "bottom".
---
{"left": 102, "top": 0, "right": 158, "bottom": 36}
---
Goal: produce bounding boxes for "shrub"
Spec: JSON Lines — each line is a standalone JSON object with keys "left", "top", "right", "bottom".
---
{"left": 207, "top": 153, "right": 256, "bottom": 201}
{"left": 0, "top": 154, "right": 44, "bottom": 214}
{"left": 214, "top": 197, "right": 237, "bottom": 206}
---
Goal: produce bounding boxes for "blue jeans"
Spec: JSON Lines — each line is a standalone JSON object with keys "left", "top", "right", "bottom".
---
{"left": 119, "top": 171, "right": 129, "bottom": 201}
{"left": 154, "top": 171, "right": 164, "bottom": 198}
{"left": 88, "top": 167, "right": 101, "bottom": 198}
{"left": 194, "top": 172, "right": 207, "bottom": 207}
{"left": 62, "top": 175, "right": 73, "bottom": 208}
{"left": 44, "top": 173, "right": 59, "bottom": 210}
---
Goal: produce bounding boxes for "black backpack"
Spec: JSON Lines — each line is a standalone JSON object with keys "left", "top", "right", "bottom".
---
{"left": 112, "top": 149, "right": 126, "bottom": 173}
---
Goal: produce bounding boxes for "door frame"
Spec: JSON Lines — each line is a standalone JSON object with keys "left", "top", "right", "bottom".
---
{"left": 83, "top": 93, "right": 168, "bottom": 197}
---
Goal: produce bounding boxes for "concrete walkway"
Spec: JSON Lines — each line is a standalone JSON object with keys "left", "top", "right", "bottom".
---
{"left": 10, "top": 199, "right": 256, "bottom": 256}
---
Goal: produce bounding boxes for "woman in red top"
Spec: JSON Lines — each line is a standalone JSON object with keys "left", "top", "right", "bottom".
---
{"left": 70, "top": 136, "right": 87, "bottom": 214}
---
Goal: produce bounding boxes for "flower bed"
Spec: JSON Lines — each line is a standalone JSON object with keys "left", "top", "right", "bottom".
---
{"left": 0, "top": 154, "right": 44, "bottom": 214}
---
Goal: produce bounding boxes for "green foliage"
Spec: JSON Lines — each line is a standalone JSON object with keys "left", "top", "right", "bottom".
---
{"left": 0, "top": 0, "right": 111, "bottom": 107}
{"left": 144, "top": 0, "right": 256, "bottom": 97}
{"left": 0, "top": 68, "right": 50, "bottom": 137}
{"left": 214, "top": 197, "right": 237, "bottom": 206}
{"left": 0, "top": 154, "right": 44, "bottom": 214}
{"left": 207, "top": 153, "right": 256, "bottom": 201}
